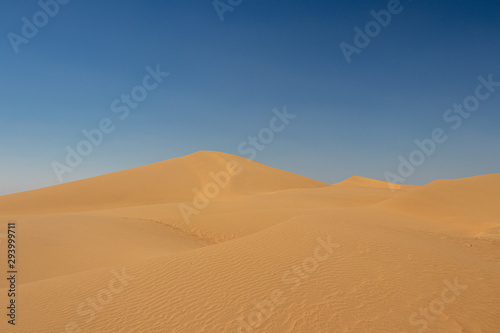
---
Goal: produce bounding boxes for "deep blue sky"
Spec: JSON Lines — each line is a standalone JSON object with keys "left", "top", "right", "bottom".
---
{"left": 1, "top": 0, "right": 499, "bottom": 195}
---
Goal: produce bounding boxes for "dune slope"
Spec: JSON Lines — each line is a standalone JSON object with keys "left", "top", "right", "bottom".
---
{"left": 0, "top": 151, "right": 328, "bottom": 215}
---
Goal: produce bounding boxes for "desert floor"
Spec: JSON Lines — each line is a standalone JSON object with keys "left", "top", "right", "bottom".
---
{"left": 1, "top": 151, "right": 499, "bottom": 332}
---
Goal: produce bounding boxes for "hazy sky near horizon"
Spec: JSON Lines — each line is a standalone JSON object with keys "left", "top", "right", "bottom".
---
{"left": 1, "top": 0, "right": 499, "bottom": 195}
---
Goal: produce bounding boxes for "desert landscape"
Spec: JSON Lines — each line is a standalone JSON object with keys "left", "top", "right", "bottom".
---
{"left": 2, "top": 0, "right": 500, "bottom": 332}
{"left": 0, "top": 151, "right": 499, "bottom": 332}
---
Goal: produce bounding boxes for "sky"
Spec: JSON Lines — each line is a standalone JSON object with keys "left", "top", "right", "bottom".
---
{"left": 1, "top": 0, "right": 499, "bottom": 195}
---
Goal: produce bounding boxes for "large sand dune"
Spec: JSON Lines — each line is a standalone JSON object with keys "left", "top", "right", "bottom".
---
{"left": 0, "top": 151, "right": 327, "bottom": 215}
{"left": 1, "top": 151, "right": 498, "bottom": 332}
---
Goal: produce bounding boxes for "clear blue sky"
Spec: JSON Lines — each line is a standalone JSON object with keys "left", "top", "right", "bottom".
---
{"left": 1, "top": 0, "right": 499, "bottom": 195}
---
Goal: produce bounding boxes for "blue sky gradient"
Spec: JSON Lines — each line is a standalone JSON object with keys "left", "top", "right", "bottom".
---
{"left": 1, "top": 0, "right": 499, "bottom": 195}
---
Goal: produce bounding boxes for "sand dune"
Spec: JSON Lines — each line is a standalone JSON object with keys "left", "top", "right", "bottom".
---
{"left": 0, "top": 151, "right": 498, "bottom": 332}
{"left": 0, "top": 151, "right": 327, "bottom": 215}
{"left": 378, "top": 174, "right": 500, "bottom": 236}
{"left": 335, "top": 175, "right": 417, "bottom": 190}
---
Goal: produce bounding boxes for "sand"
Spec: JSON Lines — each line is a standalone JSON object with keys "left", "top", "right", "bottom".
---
{"left": 0, "top": 151, "right": 498, "bottom": 332}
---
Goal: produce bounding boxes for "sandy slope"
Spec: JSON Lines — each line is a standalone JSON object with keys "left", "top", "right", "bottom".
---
{"left": 0, "top": 151, "right": 498, "bottom": 332}
{"left": 0, "top": 151, "right": 327, "bottom": 215}
{"left": 377, "top": 174, "right": 500, "bottom": 237}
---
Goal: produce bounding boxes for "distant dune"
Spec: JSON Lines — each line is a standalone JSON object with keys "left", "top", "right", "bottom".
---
{"left": 1, "top": 151, "right": 498, "bottom": 332}
{"left": 335, "top": 175, "right": 417, "bottom": 189}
